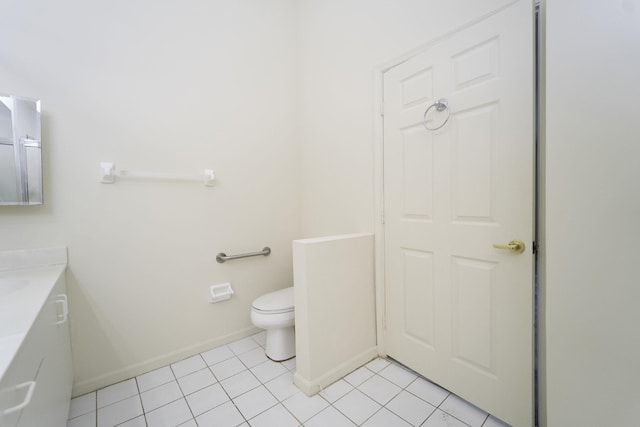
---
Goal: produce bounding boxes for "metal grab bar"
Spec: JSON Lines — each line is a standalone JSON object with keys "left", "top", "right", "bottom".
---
{"left": 216, "top": 247, "right": 271, "bottom": 263}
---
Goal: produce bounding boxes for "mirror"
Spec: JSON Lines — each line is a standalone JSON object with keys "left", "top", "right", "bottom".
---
{"left": 0, "top": 94, "right": 42, "bottom": 205}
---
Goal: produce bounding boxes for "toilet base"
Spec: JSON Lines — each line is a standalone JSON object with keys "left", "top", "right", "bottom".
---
{"left": 265, "top": 326, "right": 295, "bottom": 361}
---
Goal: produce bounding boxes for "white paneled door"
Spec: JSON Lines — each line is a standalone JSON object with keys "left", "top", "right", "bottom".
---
{"left": 382, "top": 1, "right": 534, "bottom": 426}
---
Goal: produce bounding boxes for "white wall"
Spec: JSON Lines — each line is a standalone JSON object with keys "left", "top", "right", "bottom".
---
{"left": 6, "top": 3, "right": 635, "bottom": 420}
{"left": 545, "top": 1, "right": 640, "bottom": 425}
{"left": 1, "top": 0, "right": 524, "bottom": 396}
{"left": 296, "top": 0, "right": 515, "bottom": 237}
{"left": 0, "top": 0, "right": 299, "bottom": 394}
{"left": 298, "top": 2, "right": 640, "bottom": 425}
{"left": 293, "top": 233, "right": 376, "bottom": 396}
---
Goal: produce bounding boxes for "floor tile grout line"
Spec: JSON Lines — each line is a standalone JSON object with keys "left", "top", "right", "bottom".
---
{"left": 375, "top": 378, "right": 426, "bottom": 427}
{"left": 200, "top": 349, "right": 253, "bottom": 426}
{"left": 70, "top": 333, "right": 498, "bottom": 427}
{"left": 131, "top": 376, "right": 150, "bottom": 427}
{"left": 480, "top": 413, "right": 491, "bottom": 426}
{"left": 145, "top": 358, "right": 460, "bottom": 427}
{"left": 380, "top": 371, "right": 446, "bottom": 426}
{"left": 68, "top": 334, "right": 264, "bottom": 426}
{"left": 136, "top": 363, "right": 197, "bottom": 427}
{"left": 426, "top": 393, "right": 475, "bottom": 427}
{"left": 94, "top": 387, "right": 144, "bottom": 427}
{"left": 173, "top": 360, "right": 199, "bottom": 427}
{"left": 189, "top": 362, "right": 234, "bottom": 423}
{"left": 95, "top": 391, "right": 98, "bottom": 427}
{"left": 354, "top": 364, "right": 431, "bottom": 426}
{"left": 223, "top": 337, "right": 310, "bottom": 426}
{"left": 95, "top": 379, "right": 140, "bottom": 410}
{"left": 326, "top": 397, "right": 367, "bottom": 426}
{"left": 201, "top": 344, "right": 236, "bottom": 367}
{"left": 169, "top": 353, "right": 207, "bottom": 381}
{"left": 377, "top": 359, "right": 486, "bottom": 427}
{"left": 387, "top": 361, "right": 456, "bottom": 420}
{"left": 243, "top": 360, "right": 302, "bottom": 426}
{"left": 331, "top": 360, "right": 473, "bottom": 427}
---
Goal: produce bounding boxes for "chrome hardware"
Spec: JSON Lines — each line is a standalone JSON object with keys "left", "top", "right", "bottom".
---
{"left": 423, "top": 98, "right": 451, "bottom": 131}
{"left": 216, "top": 247, "right": 271, "bottom": 263}
{"left": 492, "top": 240, "right": 525, "bottom": 254}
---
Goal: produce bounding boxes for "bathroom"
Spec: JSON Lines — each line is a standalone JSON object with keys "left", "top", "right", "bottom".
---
{"left": 1, "top": 1, "right": 639, "bottom": 427}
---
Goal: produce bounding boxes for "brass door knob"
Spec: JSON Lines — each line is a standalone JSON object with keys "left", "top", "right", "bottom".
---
{"left": 492, "top": 240, "right": 525, "bottom": 254}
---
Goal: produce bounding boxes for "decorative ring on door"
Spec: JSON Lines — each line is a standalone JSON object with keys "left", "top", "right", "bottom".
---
{"left": 423, "top": 98, "right": 450, "bottom": 131}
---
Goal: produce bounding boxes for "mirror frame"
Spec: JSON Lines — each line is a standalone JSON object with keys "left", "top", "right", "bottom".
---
{"left": 0, "top": 94, "right": 43, "bottom": 205}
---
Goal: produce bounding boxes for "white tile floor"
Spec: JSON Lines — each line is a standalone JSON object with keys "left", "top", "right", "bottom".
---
{"left": 67, "top": 332, "right": 511, "bottom": 427}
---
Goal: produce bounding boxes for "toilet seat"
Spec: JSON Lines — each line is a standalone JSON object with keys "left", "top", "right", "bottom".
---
{"left": 252, "top": 287, "right": 294, "bottom": 314}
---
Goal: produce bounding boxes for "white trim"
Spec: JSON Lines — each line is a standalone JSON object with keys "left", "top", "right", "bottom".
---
{"left": 293, "top": 346, "right": 378, "bottom": 396}
{"left": 71, "top": 325, "right": 261, "bottom": 396}
{"left": 373, "top": 68, "right": 387, "bottom": 357}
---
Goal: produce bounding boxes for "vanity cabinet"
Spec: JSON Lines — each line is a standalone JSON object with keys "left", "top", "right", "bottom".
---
{"left": 0, "top": 270, "right": 72, "bottom": 427}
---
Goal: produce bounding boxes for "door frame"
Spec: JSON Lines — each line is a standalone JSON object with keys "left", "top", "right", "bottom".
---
{"left": 372, "top": 0, "right": 539, "bottom": 420}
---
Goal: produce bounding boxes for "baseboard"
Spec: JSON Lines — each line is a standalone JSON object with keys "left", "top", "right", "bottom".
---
{"left": 293, "top": 345, "right": 379, "bottom": 396}
{"left": 72, "top": 326, "right": 261, "bottom": 397}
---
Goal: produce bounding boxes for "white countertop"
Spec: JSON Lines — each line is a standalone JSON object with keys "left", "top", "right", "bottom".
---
{"left": 0, "top": 264, "right": 66, "bottom": 382}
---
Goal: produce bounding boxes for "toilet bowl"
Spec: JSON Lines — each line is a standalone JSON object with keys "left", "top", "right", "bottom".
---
{"left": 250, "top": 286, "right": 295, "bottom": 361}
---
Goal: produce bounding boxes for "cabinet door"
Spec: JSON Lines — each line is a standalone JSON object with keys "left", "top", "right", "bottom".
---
{"left": 50, "top": 280, "right": 72, "bottom": 424}
{"left": 0, "top": 313, "right": 48, "bottom": 427}
{"left": 0, "top": 360, "right": 41, "bottom": 427}
{"left": 16, "top": 277, "right": 72, "bottom": 427}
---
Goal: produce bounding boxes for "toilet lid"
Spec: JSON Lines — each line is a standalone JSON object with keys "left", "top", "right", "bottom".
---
{"left": 252, "top": 286, "right": 294, "bottom": 313}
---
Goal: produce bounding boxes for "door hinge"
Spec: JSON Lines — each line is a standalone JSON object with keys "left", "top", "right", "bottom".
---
{"left": 381, "top": 209, "right": 385, "bottom": 224}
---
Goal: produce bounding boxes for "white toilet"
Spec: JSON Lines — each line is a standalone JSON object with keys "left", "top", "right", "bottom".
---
{"left": 250, "top": 286, "right": 295, "bottom": 361}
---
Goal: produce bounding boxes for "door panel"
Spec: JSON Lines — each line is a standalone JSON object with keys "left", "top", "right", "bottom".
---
{"left": 402, "top": 249, "right": 435, "bottom": 348}
{"left": 383, "top": 1, "right": 534, "bottom": 426}
{"left": 451, "top": 256, "right": 496, "bottom": 374}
